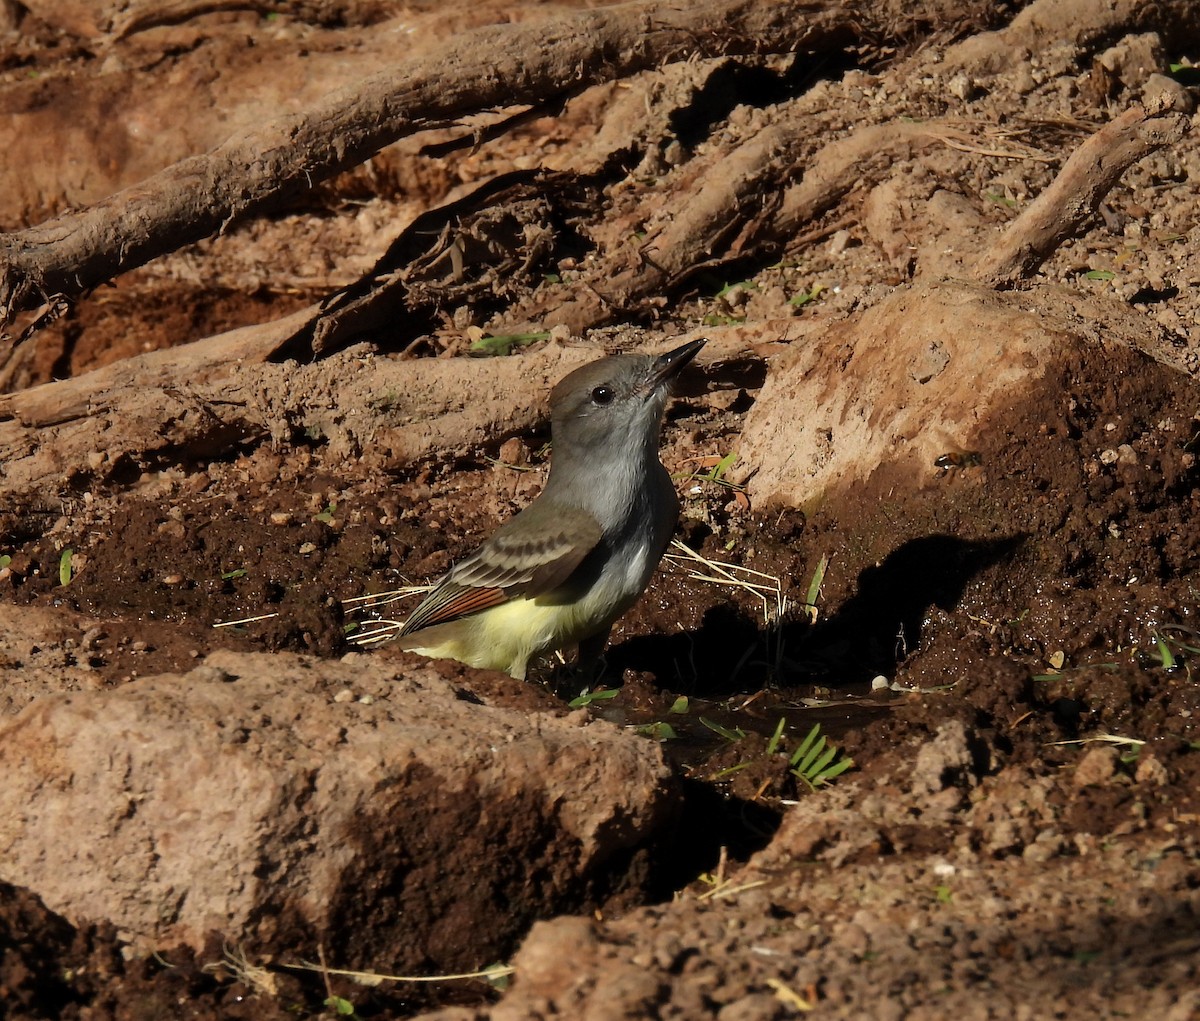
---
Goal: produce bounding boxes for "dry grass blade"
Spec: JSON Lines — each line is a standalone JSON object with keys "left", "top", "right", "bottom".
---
{"left": 347, "top": 619, "right": 408, "bottom": 647}
{"left": 342, "top": 585, "right": 431, "bottom": 647}
{"left": 201, "top": 944, "right": 278, "bottom": 996}
{"left": 662, "top": 538, "right": 788, "bottom": 627}
{"left": 212, "top": 611, "right": 280, "bottom": 629}
{"left": 281, "top": 960, "right": 514, "bottom": 984}
{"left": 342, "top": 586, "right": 430, "bottom": 608}
{"left": 212, "top": 585, "right": 429, "bottom": 639}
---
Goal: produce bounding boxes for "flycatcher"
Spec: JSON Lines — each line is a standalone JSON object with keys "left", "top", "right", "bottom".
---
{"left": 396, "top": 338, "right": 705, "bottom": 680}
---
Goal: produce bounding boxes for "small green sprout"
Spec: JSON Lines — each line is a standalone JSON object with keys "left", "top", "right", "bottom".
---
{"left": 803, "top": 555, "right": 829, "bottom": 624}
{"left": 766, "top": 717, "right": 786, "bottom": 756}
{"left": 788, "top": 283, "right": 826, "bottom": 308}
{"left": 568, "top": 688, "right": 620, "bottom": 708}
{"left": 677, "top": 451, "right": 746, "bottom": 496}
{"left": 715, "top": 279, "right": 758, "bottom": 300}
{"left": 789, "top": 723, "right": 855, "bottom": 790}
{"left": 1151, "top": 631, "right": 1177, "bottom": 670}
{"left": 469, "top": 331, "right": 551, "bottom": 357}
{"left": 705, "top": 451, "right": 738, "bottom": 484}
{"left": 59, "top": 548, "right": 74, "bottom": 586}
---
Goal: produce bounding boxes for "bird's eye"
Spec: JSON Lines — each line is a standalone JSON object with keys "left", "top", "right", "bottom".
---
{"left": 591, "top": 385, "right": 614, "bottom": 405}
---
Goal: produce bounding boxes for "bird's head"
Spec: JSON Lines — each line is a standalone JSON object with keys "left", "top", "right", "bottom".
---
{"left": 548, "top": 339, "right": 705, "bottom": 462}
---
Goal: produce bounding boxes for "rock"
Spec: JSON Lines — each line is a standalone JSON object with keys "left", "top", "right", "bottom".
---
{"left": 0, "top": 650, "right": 675, "bottom": 968}
{"left": 1134, "top": 752, "right": 1169, "bottom": 786}
{"left": 1095, "top": 33, "right": 1165, "bottom": 90}
{"left": 737, "top": 280, "right": 1184, "bottom": 508}
{"left": 1143, "top": 72, "right": 1194, "bottom": 114}
{"left": 490, "top": 915, "right": 669, "bottom": 1021}
{"left": 1073, "top": 745, "right": 1119, "bottom": 787}
{"left": 910, "top": 720, "right": 973, "bottom": 795}
{"left": 0, "top": 604, "right": 106, "bottom": 715}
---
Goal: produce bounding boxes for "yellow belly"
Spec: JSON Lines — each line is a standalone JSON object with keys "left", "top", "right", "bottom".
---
{"left": 400, "top": 594, "right": 606, "bottom": 680}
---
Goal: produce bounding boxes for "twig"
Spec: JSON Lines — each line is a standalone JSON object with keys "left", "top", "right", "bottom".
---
{"left": 972, "top": 98, "right": 1190, "bottom": 287}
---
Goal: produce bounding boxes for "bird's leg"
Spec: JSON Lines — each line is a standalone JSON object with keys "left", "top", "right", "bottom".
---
{"left": 540, "top": 631, "right": 613, "bottom": 700}
{"left": 576, "top": 627, "right": 612, "bottom": 682}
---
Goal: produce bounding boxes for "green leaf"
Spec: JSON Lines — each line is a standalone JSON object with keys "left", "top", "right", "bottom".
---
{"left": 788, "top": 283, "right": 826, "bottom": 307}
{"left": 817, "top": 756, "right": 855, "bottom": 781}
{"left": 707, "top": 450, "right": 738, "bottom": 483}
{"left": 1152, "top": 632, "right": 1177, "bottom": 670}
{"left": 805, "top": 555, "right": 829, "bottom": 614}
{"left": 700, "top": 717, "right": 746, "bottom": 743}
{"left": 792, "top": 735, "right": 828, "bottom": 775}
{"left": 766, "top": 717, "right": 786, "bottom": 756}
{"left": 568, "top": 688, "right": 620, "bottom": 708}
{"left": 221, "top": 568, "right": 247, "bottom": 581}
{"left": 669, "top": 695, "right": 690, "bottom": 714}
{"left": 324, "top": 996, "right": 356, "bottom": 1017}
{"left": 635, "top": 721, "right": 678, "bottom": 741}
{"left": 469, "top": 331, "right": 551, "bottom": 357}
{"left": 788, "top": 723, "right": 854, "bottom": 787}
{"left": 0, "top": 554, "right": 10, "bottom": 569}
{"left": 58, "top": 548, "right": 73, "bottom": 586}
{"left": 716, "top": 279, "right": 758, "bottom": 299}
{"left": 315, "top": 501, "right": 337, "bottom": 524}
{"left": 809, "top": 744, "right": 840, "bottom": 776}
{"left": 1085, "top": 269, "right": 1116, "bottom": 281}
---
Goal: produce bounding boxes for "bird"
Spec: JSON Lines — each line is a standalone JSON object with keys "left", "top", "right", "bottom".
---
{"left": 394, "top": 338, "right": 705, "bottom": 680}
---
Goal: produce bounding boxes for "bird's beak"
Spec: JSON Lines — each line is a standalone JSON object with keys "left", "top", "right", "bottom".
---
{"left": 645, "top": 338, "right": 706, "bottom": 394}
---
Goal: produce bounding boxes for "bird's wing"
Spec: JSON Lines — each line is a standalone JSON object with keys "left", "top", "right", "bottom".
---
{"left": 397, "top": 502, "right": 603, "bottom": 637}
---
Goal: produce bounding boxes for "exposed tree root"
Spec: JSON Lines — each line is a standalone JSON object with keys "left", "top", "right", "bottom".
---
{"left": 972, "top": 96, "right": 1191, "bottom": 287}
{"left": 0, "top": 0, "right": 857, "bottom": 325}
{"left": 944, "top": 0, "right": 1200, "bottom": 73}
